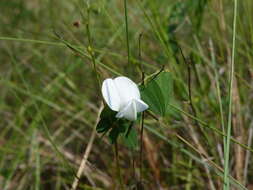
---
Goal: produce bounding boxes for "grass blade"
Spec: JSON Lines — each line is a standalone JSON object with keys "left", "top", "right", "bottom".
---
{"left": 223, "top": 0, "right": 238, "bottom": 189}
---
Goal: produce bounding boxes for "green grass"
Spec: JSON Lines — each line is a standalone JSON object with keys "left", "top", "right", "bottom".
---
{"left": 0, "top": 0, "right": 253, "bottom": 189}
{"left": 223, "top": 0, "right": 238, "bottom": 189}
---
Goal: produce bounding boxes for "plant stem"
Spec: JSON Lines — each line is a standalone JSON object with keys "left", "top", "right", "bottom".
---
{"left": 139, "top": 112, "right": 145, "bottom": 184}
{"left": 138, "top": 33, "right": 145, "bottom": 82}
{"left": 138, "top": 29, "right": 145, "bottom": 185}
{"left": 86, "top": 8, "right": 101, "bottom": 89}
{"left": 209, "top": 39, "right": 226, "bottom": 161}
{"left": 115, "top": 142, "right": 124, "bottom": 190}
{"left": 223, "top": 0, "right": 238, "bottom": 189}
{"left": 124, "top": 0, "right": 130, "bottom": 65}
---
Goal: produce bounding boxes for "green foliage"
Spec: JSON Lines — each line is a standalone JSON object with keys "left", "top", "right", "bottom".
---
{"left": 168, "top": 0, "right": 208, "bottom": 34}
{"left": 97, "top": 71, "right": 173, "bottom": 148}
{"left": 0, "top": 0, "right": 252, "bottom": 189}
{"left": 108, "top": 124, "right": 125, "bottom": 144}
{"left": 96, "top": 106, "right": 117, "bottom": 133}
{"left": 141, "top": 71, "right": 173, "bottom": 116}
{"left": 168, "top": 0, "right": 208, "bottom": 57}
{"left": 96, "top": 106, "right": 138, "bottom": 148}
{"left": 123, "top": 125, "right": 138, "bottom": 149}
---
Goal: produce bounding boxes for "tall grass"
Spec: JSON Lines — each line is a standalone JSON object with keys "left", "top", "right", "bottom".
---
{"left": 0, "top": 0, "right": 252, "bottom": 189}
{"left": 223, "top": 0, "right": 238, "bottom": 189}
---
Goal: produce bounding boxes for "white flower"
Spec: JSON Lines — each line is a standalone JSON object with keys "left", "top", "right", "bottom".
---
{"left": 102, "top": 76, "right": 149, "bottom": 121}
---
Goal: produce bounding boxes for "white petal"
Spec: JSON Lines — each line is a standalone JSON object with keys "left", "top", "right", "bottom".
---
{"left": 134, "top": 99, "right": 149, "bottom": 112}
{"left": 113, "top": 77, "right": 140, "bottom": 108}
{"left": 116, "top": 100, "right": 137, "bottom": 121}
{"left": 101, "top": 79, "right": 121, "bottom": 111}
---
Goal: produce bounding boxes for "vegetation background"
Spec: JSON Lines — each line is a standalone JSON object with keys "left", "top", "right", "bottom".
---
{"left": 0, "top": 0, "right": 252, "bottom": 189}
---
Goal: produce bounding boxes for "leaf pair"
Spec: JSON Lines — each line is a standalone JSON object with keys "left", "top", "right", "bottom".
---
{"left": 140, "top": 71, "right": 173, "bottom": 116}
{"left": 96, "top": 106, "right": 138, "bottom": 148}
{"left": 96, "top": 71, "right": 173, "bottom": 148}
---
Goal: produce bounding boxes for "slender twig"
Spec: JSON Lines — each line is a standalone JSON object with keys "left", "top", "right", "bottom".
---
{"left": 178, "top": 47, "right": 197, "bottom": 119}
{"left": 146, "top": 110, "right": 159, "bottom": 121}
{"left": 71, "top": 104, "right": 103, "bottom": 190}
{"left": 149, "top": 65, "right": 165, "bottom": 82}
{"left": 179, "top": 46, "right": 212, "bottom": 145}
{"left": 187, "top": 61, "right": 197, "bottom": 117}
{"left": 223, "top": 0, "right": 237, "bottom": 189}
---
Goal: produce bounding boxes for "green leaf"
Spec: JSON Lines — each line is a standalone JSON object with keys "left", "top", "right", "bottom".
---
{"left": 155, "top": 71, "right": 173, "bottom": 108}
{"left": 108, "top": 127, "right": 122, "bottom": 144}
{"left": 123, "top": 126, "right": 138, "bottom": 149}
{"left": 100, "top": 105, "right": 117, "bottom": 118}
{"left": 96, "top": 117, "right": 112, "bottom": 133}
{"left": 96, "top": 106, "right": 137, "bottom": 147}
{"left": 108, "top": 120, "right": 128, "bottom": 144}
{"left": 96, "top": 106, "right": 117, "bottom": 133}
{"left": 140, "top": 71, "right": 173, "bottom": 116}
{"left": 141, "top": 79, "right": 165, "bottom": 115}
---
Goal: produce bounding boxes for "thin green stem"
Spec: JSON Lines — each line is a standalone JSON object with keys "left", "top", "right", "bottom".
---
{"left": 210, "top": 39, "right": 226, "bottom": 134}
{"left": 86, "top": 9, "right": 101, "bottom": 89}
{"left": 139, "top": 112, "right": 145, "bottom": 184}
{"left": 124, "top": 0, "right": 130, "bottom": 65}
{"left": 209, "top": 39, "right": 226, "bottom": 159}
{"left": 223, "top": 0, "right": 238, "bottom": 189}
{"left": 168, "top": 103, "right": 253, "bottom": 154}
{"left": 0, "top": 36, "right": 64, "bottom": 46}
{"left": 138, "top": 31, "right": 145, "bottom": 185}
{"left": 0, "top": 36, "right": 122, "bottom": 76}
{"left": 114, "top": 142, "right": 124, "bottom": 190}
{"left": 138, "top": 33, "right": 145, "bottom": 82}
{"left": 186, "top": 158, "right": 193, "bottom": 190}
